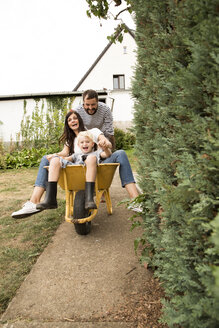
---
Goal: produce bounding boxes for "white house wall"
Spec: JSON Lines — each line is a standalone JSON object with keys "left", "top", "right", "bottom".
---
{"left": 109, "top": 90, "right": 134, "bottom": 121}
{"left": 0, "top": 99, "right": 44, "bottom": 143}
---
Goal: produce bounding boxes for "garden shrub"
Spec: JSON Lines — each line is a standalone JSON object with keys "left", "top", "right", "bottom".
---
{"left": 131, "top": 0, "right": 219, "bottom": 327}
{"left": 1, "top": 146, "right": 60, "bottom": 169}
{"left": 114, "top": 127, "right": 135, "bottom": 150}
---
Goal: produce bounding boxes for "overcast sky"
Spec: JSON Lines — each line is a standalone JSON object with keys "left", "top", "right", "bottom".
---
{"left": 0, "top": 0, "right": 135, "bottom": 96}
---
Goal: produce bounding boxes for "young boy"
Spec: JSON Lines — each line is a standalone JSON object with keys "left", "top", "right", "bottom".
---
{"left": 65, "top": 131, "right": 112, "bottom": 209}
{"left": 62, "top": 130, "right": 111, "bottom": 166}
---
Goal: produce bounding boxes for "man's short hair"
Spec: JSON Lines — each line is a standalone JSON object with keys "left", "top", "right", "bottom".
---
{"left": 82, "top": 89, "right": 98, "bottom": 101}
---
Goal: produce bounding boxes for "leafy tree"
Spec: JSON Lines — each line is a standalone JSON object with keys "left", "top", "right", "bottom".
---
{"left": 86, "top": 0, "right": 133, "bottom": 42}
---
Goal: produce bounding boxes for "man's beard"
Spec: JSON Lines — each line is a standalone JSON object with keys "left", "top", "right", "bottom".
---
{"left": 85, "top": 107, "right": 98, "bottom": 115}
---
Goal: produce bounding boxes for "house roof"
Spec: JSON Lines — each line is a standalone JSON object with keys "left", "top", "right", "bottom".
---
{"left": 0, "top": 90, "right": 107, "bottom": 101}
{"left": 73, "top": 24, "right": 135, "bottom": 91}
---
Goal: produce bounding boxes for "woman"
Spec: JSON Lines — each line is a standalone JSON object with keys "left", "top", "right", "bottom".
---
{"left": 12, "top": 111, "right": 140, "bottom": 219}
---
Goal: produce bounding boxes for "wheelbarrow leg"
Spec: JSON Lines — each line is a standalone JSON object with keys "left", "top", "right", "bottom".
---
{"left": 104, "top": 189, "right": 113, "bottom": 215}
{"left": 65, "top": 190, "right": 73, "bottom": 223}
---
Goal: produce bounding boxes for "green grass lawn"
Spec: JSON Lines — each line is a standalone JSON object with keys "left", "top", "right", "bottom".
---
{"left": 0, "top": 168, "right": 66, "bottom": 315}
{"left": 125, "top": 148, "right": 137, "bottom": 171}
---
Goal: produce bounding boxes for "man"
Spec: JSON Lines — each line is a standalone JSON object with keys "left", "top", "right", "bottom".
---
{"left": 75, "top": 89, "right": 115, "bottom": 150}
{"left": 74, "top": 90, "right": 141, "bottom": 212}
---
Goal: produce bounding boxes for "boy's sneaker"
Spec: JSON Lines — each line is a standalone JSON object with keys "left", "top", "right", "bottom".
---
{"left": 12, "top": 201, "right": 41, "bottom": 219}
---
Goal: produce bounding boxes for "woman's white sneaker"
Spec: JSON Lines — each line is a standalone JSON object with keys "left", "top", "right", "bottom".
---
{"left": 12, "top": 201, "right": 41, "bottom": 219}
{"left": 127, "top": 203, "right": 143, "bottom": 213}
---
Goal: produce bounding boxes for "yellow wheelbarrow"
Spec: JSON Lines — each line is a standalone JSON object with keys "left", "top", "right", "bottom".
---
{"left": 58, "top": 163, "right": 119, "bottom": 235}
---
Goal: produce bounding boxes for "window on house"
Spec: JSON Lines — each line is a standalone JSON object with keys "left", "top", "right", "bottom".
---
{"left": 123, "top": 46, "right": 127, "bottom": 54}
{"left": 113, "top": 75, "right": 125, "bottom": 90}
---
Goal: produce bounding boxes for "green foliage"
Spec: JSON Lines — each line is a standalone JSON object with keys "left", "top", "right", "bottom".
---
{"left": 0, "top": 138, "right": 5, "bottom": 169}
{"left": 86, "top": 0, "right": 133, "bottom": 42}
{"left": 20, "top": 96, "right": 74, "bottom": 149}
{"left": 86, "top": 0, "right": 132, "bottom": 19}
{"left": 114, "top": 127, "right": 135, "bottom": 150}
{"left": 130, "top": 0, "right": 219, "bottom": 326}
{"left": 211, "top": 213, "right": 219, "bottom": 299}
{"left": 0, "top": 146, "right": 60, "bottom": 169}
{"left": 86, "top": 0, "right": 109, "bottom": 18}
{"left": 85, "top": 1, "right": 219, "bottom": 325}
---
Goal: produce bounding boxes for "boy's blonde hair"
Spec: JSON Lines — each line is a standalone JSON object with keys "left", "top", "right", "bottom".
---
{"left": 77, "top": 131, "right": 95, "bottom": 143}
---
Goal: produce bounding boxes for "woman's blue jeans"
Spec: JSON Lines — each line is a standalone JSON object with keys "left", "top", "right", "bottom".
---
{"left": 102, "top": 150, "right": 135, "bottom": 187}
{"left": 35, "top": 155, "right": 49, "bottom": 189}
{"left": 35, "top": 150, "right": 135, "bottom": 189}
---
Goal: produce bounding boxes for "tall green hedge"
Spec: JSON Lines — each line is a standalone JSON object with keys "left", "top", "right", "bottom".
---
{"left": 131, "top": 0, "right": 219, "bottom": 326}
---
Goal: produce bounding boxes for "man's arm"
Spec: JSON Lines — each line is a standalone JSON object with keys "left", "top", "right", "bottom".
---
{"left": 100, "top": 146, "right": 112, "bottom": 159}
{"left": 98, "top": 134, "right": 112, "bottom": 150}
{"left": 101, "top": 104, "right": 115, "bottom": 149}
{"left": 107, "top": 135, "right": 115, "bottom": 151}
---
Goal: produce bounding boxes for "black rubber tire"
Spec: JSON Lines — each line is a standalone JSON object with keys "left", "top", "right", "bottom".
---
{"left": 73, "top": 190, "right": 91, "bottom": 235}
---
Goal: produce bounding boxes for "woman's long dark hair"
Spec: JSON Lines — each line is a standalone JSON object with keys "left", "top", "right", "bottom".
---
{"left": 59, "top": 110, "right": 85, "bottom": 155}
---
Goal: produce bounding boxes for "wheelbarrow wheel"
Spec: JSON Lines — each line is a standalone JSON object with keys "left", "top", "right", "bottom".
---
{"left": 73, "top": 190, "right": 91, "bottom": 235}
